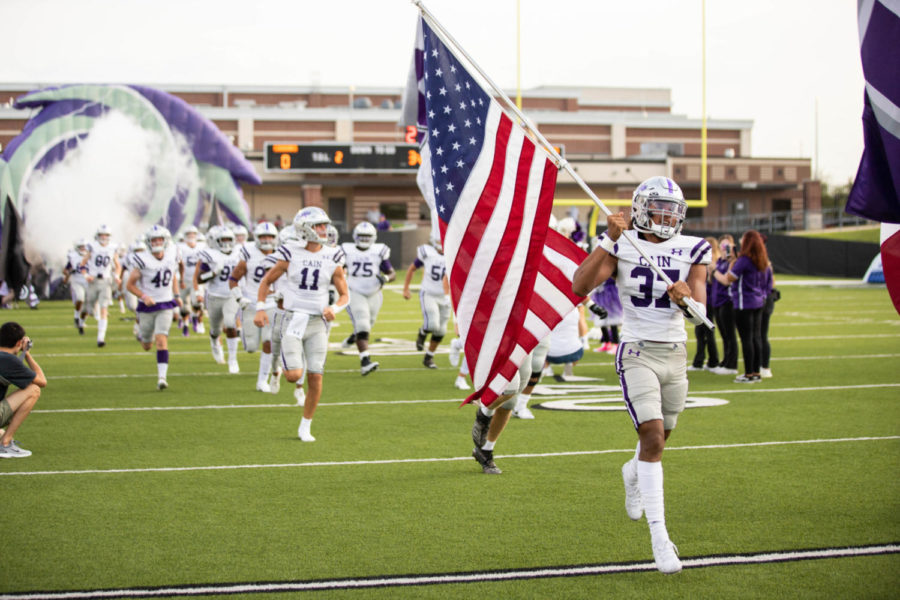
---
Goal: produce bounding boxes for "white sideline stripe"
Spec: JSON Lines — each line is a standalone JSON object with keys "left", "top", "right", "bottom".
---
{"left": 1, "top": 436, "right": 896, "bottom": 478}
{"left": 0, "top": 544, "right": 896, "bottom": 599}
{"left": 31, "top": 382, "right": 900, "bottom": 414}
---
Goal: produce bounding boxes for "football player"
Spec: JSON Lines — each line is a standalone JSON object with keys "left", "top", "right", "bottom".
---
{"left": 79, "top": 224, "right": 121, "bottom": 347}
{"left": 120, "top": 239, "right": 148, "bottom": 339}
{"left": 62, "top": 239, "right": 89, "bottom": 334}
{"left": 177, "top": 225, "right": 206, "bottom": 336}
{"left": 340, "top": 221, "right": 396, "bottom": 375}
{"left": 195, "top": 226, "right": 242, "bottom": 373}
{"left": 264, "top": 226, "right": 303, "bottom": 398}
{"left": 228, "top": 221, "right": 278, "bottom": 392}
{"left": 402, "top": 236, "right": 450, "bottom": 369}
{"left": 126, "top": 225, "right": 180, "bottom": 390}
{"left": 254, "top": 207, "right": 348, "bottom": 442}
{"left": 231, "top": 224, "right": 250, "bottom": 249}
{"left": 572, "top": 176, "right": 711, "bottom": 575}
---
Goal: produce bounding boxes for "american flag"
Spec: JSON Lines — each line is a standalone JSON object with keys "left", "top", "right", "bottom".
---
{"left": 846, "top": 0, "right": 900, "bottom": 314}
{"left": 403, "top": 15, "right": 587, "bottom": 406}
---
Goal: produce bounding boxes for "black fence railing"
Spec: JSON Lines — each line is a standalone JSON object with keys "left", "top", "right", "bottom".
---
{"left": 686, "top": 208, "right": 872, "bottom": 234}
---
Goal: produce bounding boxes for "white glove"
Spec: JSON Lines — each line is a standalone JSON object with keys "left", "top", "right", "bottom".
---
{"left": 211, "top": 259, "right": 225, "bottom": 276}
{"left": 237, "top": 296, "right": 252, "bottom": 310}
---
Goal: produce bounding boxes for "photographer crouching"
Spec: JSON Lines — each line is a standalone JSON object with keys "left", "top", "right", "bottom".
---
{"left": 0, "top": 322, "right": 47, "bottom": 458}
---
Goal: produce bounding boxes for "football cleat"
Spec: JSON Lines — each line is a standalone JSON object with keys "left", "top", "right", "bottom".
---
{"left": 211, "top": 344, "right": 226, "bottom": 365}
{"left": 157, "top": 379, "right": 168, "bottom": 391}
{"left": 297, "top": 426, "right": 316, "bottom": 443}
{"left": 423, "top": 355, "right": 437, "bottom": 369}
{"left": 471, "top": 409, "right": 492, "bottom": 449}
{"left": 622, "top": 461, "right": 643, "bottom": 520}
{"left": 97, "top": 340, "right": 105, "bottom": 348}
{"left": 341, "top": 333, "right": 357, "bottom": 349}
{"left": 415, "top": 329, "right": 427, "bottom": 351}
{"left": 228, "top": 361, "right": 240, "bottom": 374}
{"left": 513, "top": 406, "right": 535, "bottom": 420}
{"left": 472, "top": 446, "right": 501, "bottom": 475}
{"left": 652, "top": 540, "right": 682, "bottom": 574}
{"left": 360, "top": 361, "right": 379, "bottom": 376}
{"left": 454, "top": 376, "right": 470, "bottom": 390}
{"left": 269, "top": 370, "right": 282, "bottom": 394}
{"left": 256, "top": 381, "right": 271, "bottom": 393}
{"left": 196, "top": 322, "right": 206, "bottom": 334}
{"left": 294, "top": 386, "right": 306, "bottom": 407}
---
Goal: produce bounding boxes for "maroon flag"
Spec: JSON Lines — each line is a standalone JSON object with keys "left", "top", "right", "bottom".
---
{"left": 404, "top": 15, "right": 587, "bottom": 407}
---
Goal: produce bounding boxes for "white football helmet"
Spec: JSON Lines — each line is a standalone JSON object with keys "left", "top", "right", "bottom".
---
{"left": 325, "top": 225, "right": 339, "bottom": 248}
{"left": 631, "top": 176, "right": 687, "bottom": 240}
{"left": 293, "top": 207, "right": 331, "bottom": 245}
{"left": 430, "top": 233, "right": 443, "bottom": 253}
{"left": 278, "top": 225, "right": 299, "bottom": 245}
{"left": 353, "top": 221, "right": 377, "bottom": 250}
{"left": 209, "top": 225, "right": 236, "bottom": 254}
{"left": 182, "top": 225, "right": 199, "bottom": 244}
{"left": 145, "top": 224, "right": 171, "bottom": 254}
{"left": 231, "top": 224, "right": 249, "bottom": 244}
{"left": 254, "top": 221, "right": 278, "bottom": 251}
{"left": 74, "top": 238, "right": 89, "bottom": 255}
{"left": 129, "top": 239, "right": 148, "bottom": 254}
{"left": 95, "top": 224, "right": 112, "bottom": 245}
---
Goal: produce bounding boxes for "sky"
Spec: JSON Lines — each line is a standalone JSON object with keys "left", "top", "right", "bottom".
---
{"left": 2, "top": 0, "right": 865, "bottom": 186}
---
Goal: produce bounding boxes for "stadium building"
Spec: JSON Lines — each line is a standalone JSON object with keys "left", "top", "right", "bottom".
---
{"left": 0, "top": 83, "right": 820, "bottom": 238}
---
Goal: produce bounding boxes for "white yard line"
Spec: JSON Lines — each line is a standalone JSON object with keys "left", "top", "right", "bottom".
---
{"left": 0, "top": 543, "right": 896, "bottom": 599}
{"left": 1, "top": 435, "right": 897, "bottom": 478}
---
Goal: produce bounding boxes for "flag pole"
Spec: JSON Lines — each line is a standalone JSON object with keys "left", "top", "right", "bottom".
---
{"left": 412, "top": 0, "right": 714, "bottom": 329}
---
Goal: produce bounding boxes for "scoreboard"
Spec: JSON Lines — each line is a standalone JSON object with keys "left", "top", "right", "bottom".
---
{"left": 264, "top": 142, "right": 421, "bottom": 173}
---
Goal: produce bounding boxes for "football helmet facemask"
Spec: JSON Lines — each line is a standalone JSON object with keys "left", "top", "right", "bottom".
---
{"left": 145, "top": 225, "right": 171, "bottom": 254}
{"left": 353, "top": 221, "right": 377, "bottom": 250}
{"left": 254, "top": 221, "right": 278, "bottom": 252}
{"left": 95, "top": 224, "right": 113, "bottom": 245}
{"left": 631, "top": 176, "right": 687, "bottom": 240}
{"left": 209, "top": 225, "right": 236, "bottom": 254}
{"left": 293, "top": 207, "right": 331, "bottom": 245}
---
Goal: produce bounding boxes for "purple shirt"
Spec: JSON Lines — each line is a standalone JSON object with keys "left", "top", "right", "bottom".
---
{"left": 729, "top": 255, "right": 767, "bottom": 310}
{"left": 710, "top": 258, "right": 732, "bottom": 308}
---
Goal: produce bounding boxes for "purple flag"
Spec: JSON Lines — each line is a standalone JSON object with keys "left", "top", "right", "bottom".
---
{"left": 846, "top": 0, "right": 900, "bottom": 224}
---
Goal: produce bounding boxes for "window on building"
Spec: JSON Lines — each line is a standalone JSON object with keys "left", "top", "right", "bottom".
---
{"left": 327, "top": 197, "right": 347, "bottom": 233}
{"left": 772, "top": 198, "right": 792, "bottom": 213}
{"left": 380, "top": 202, "right": 407, "bottom": 224}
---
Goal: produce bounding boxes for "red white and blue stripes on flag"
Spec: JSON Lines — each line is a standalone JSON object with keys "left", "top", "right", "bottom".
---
{"left": 404, "top": 14, "right": 586, "bottom": 406}
{"left": 847, "top": 0, "right": 900, "bottom": 314}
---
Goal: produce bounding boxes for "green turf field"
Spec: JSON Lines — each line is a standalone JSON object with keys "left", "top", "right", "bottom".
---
{"left": 1, "top": 280, "right": 898, "bottom": 599}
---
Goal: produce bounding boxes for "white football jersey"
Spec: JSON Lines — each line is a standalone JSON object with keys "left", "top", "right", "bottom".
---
{"left": 65, "top": 250, "right": 87, "bottom": 286}
{"left": 131, "top": 246, "right": 180, "bottom": 305}
{"left": 341, "top": 242, "right": 391, "bottom": 296}
{"left": 197, "top": 247, "right": 242, "bottom": 298}
{"left": 178, "top": 242, "right": 204, "bottom": 284}
{"left": 415, "top": 244, "right": 446, "bottom": 296}
{"left": 611, "top": 230, "right": 711, "bottom": 343}
{"left": 276, "top": 243, "right": 345, "bottom": 314}
{"left": 238, "top": 244, "right": 276, "bottom": 300}
{"left": 83, "top": 240, "right": 117, "bottom": 279}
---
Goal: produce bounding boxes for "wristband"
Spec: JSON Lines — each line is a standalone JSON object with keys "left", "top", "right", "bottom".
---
{"left": 329, "top": 303, "right": 347, "bottom": 315}
{"left": 599, "top": 235, "right": 616, "bottom": 253}
{"left": 256, "top": 301, "right": 268, "bottom": 311}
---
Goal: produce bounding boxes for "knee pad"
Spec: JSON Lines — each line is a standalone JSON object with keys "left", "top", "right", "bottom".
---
{"left": 528, "top": 373, "right": 542, "bottom": 386}
{"left": 356, "top": 331, "right": 369, "bottom": 342}
{"left": 430, "top": 334, "right": 444, "bottom": 344}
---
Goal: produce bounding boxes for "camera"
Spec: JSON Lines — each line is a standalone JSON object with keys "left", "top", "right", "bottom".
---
{"left": 23, "top": 338, "right": 33, "bottom": 352}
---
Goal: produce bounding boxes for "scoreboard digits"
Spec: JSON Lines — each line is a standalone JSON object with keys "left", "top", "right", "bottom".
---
{"left": 265, "top": 142, "right": 422, "bottom": 173}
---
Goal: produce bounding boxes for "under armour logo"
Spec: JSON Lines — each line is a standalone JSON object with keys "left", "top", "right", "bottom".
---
{"left": 671, "top": 249, "right": 684, "bottom": 255}
{"left": 628, "top": 349, "right": 641, "bottom": 357}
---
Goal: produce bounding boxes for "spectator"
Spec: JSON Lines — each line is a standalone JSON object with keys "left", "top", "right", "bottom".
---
{"left": 688, "top": 236, "right": 720, "bottom": 372}
{"left": 376, "top": 213, "right": 391, "bottom": 231}
{"left": 714, "top": 230, "right": 769, "bottom": 383}
{"left": 0, "top": 322, "right": 47, "bottom": 458}
{"left": 709, "top": 235, "right": 739, "bottom": 375}
{"left": 759, "top": 233, "right": 778, "bottom": 378}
